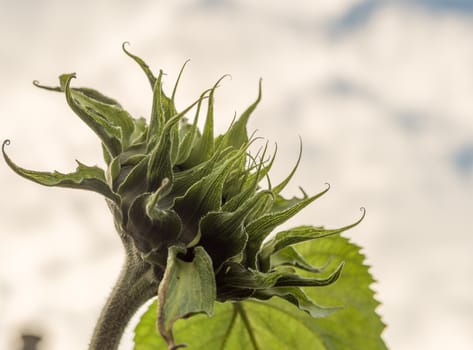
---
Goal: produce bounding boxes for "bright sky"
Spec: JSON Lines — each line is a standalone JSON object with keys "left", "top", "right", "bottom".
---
{"left": 1, "top": 1, "right": 473, "bottom": 349}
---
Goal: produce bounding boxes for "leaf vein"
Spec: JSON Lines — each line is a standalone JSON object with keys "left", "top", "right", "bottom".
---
{"left": 235, "top": 302, "right": 261, "bottom": 350}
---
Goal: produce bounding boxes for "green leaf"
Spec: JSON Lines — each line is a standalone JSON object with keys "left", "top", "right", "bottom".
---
{"left": 173, "top": 149, "right": 244, "bottom": 243}
{"left": 272, "top": 137, "right": 302, "bottom": 195}
{"left": 217, "top": 262, "right": 292, "bottom": 290}
{"left": 117, "top": 155, "right": 149, "bottom": 213}
{"left": 62, "top": 74, "right": 123, "bottom": 157}
{"left": 245, "top": 185, "right": 330, "bottom": 269}
{"left": 127, "top": 182, "right": 182, "bottom": 253}
{"left": 2, "top": 140, "right": 118, "bottom": 202}
{"left": 273, "top": 262, "right": 344, "bottom": 287}
{"left": 157, "top": 245, "right": 216, "bottom": 349}
{"left": 130, "top": 117, "right": 148, "bottom": 145}
{"left": 252, "top": 286, "right": 339, "bottom": 318}
{"left": 136, "top": 298, "right": 341, "bottom": 350}
{"left": 69, "top": 85, "right": 135, "bottom": 149}
{"left": 297, "top": 235, "right": 387, "bottom": 350}
{"left": 221, "top": 79, "right": 262, "bottom": 150}
{"left": 147, "top": 96, "right": 207, "bottom": 192}
{"left": 146, "top": 70, "right": 168, "bottom": 149}
{"left": 242, "top": 142, "right": 276, "bottom": 198}
{"left": 189, "top": 76, "right": 229, "bottom": 165}
{"left": 221, "top": 146, "right": 274, "bottom": 213}
{"left": 34, "top": 74, "right": 136, "bottom": 154}
{"left": 168, "top": 148, "right": 224, "bottom": 201}
{"left": 270, "top": 191, "right": 308, "bottom": 213}
{"left": 105, "top": 156, "right": 121, "bottom": 190}
{"left": 33, "top": 78, "right": 121, "bottom": 106}
{"left": 170, "top": 59, "right": 190, "bottom": 112}
{"left": 134, "top": 235, "right": 386, "bottom": 350}
{"left": 70, "top": 86, "right": 122, "bottom": 107}
{"left": 217, "top": 260, "right": 341, "bottom": 293}
{"left": 258, "top": 209, "right": 365, "bottom": 272}
{"left": 198, "top": 191, "right": 272, "bottom": 271}
{"left": 199, "top": 77, "right": 222, "bottom": 161}
{"left": 269, "top": 246, "right": 330, "bottom": 273}
{"left": 146, "top": 110, "right": 177, "bottom": 192}
{"left": 175, "top": 89, "right": 209, "bottom": 166}
{"left": 198, "top": 210, "right": 248, "bottom": 271}
{"left": 122, "top": 42, "right": 157, "bottom": 89}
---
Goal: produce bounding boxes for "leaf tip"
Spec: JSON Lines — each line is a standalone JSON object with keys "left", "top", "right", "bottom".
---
{"left": 2, "top": 139, "right": 13, "bottom": 164}
{"left": 122, "top": 40, "right": 131, "bottom": 53}
{"left": 212, "top": 74, "right": 232, "bottom": 92}
{"left": 2, "top": 139, "right": 11, "bottom": 150}
{"left": 350, "top": 207, "right": 367, "bottom": 229}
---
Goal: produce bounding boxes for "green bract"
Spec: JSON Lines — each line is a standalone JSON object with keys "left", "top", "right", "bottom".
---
{"left": 3, "top": 44, "right": 369, "bottom": 349}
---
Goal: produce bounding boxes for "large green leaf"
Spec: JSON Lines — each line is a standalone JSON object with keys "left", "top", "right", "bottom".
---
{"left": 135, "top": 299, "right": 328, "bottom": 350}
{"left": 134, "top": 235, "right": 386, "bottom": 349}
{"left": 296, "top": 235, "right": 387, "bottom": 350}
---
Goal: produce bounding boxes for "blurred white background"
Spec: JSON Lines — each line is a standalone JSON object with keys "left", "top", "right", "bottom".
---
{"left": 1, "top": 0, "right": 473, "bottom": 349}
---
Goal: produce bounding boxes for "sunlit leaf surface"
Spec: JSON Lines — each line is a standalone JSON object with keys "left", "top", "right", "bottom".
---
{"left": 134, "top": 235, "right": 386, "bottom": 350}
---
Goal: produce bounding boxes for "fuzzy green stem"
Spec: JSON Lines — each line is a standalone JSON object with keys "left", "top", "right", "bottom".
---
{"left": 88, "top": 245, "right": 157, "bottom": 350}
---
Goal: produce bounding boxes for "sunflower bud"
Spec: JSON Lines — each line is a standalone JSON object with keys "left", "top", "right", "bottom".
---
{"left": 3, "top": 44, "right": 364, "bottom": 347}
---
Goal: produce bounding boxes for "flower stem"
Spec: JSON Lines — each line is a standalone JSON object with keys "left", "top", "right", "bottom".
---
{"left": 88, "top": 245, "right": 157, "bottom": 350}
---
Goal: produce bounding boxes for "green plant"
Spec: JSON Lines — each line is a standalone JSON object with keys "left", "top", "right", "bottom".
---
{"left": 3, "top": 44, "right": 386, "bottom": 350}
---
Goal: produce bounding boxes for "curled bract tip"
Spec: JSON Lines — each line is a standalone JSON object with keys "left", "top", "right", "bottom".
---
{"left": 32, "top": 80, "right": 62, "bottom": 92}
{"left": 350, "top": 207, "right": 366, "bottom": 227}
{"left": 122, "top": 41, "right": 135, "bottom": 56}
{"left": 2, "top": 139, "right": 11, "bottom": 150}
{"left": 324, "top": 182, "right": 331, "bottom": 190}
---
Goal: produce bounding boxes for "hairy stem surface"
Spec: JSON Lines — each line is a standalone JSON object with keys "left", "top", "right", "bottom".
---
{"left": 88, "top": 241, "right": 157, "bottom": 350}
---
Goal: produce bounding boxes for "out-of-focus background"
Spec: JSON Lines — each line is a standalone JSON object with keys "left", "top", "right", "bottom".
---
{"left": 1, "top": 0, "right": 472, "bottom": 349}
